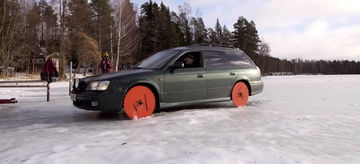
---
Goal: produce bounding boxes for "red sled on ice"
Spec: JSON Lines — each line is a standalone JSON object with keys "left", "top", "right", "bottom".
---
{"left": 0, "top": 98, "right": 18, "bottom": 104}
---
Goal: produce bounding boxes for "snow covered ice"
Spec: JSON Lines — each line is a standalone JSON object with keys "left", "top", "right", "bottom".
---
{"left": 1, "top": 75, "right": 360, "bottom": 164}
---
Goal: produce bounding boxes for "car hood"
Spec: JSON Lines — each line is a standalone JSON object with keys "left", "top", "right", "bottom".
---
{"left": 80, "top": 69, "right": 155, "bottom": 83}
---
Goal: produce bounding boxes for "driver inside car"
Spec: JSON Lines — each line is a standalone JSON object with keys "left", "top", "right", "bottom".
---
{"left": 183, "top": 54, "right": 195, "bottom": 68}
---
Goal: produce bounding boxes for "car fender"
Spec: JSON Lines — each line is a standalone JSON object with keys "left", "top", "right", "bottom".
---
{"left": 125, "top": 79, "right": 162, "bottom": 102}
{"left": 231, "top": 75, "right": 252, "bottom": 96}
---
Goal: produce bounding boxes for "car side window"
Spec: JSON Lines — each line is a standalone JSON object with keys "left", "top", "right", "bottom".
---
{"left": 176, "top": 52, "right": 203, "bottom": 69}
{"left": 203, "top": 50, "right": 253, "bottom": 68}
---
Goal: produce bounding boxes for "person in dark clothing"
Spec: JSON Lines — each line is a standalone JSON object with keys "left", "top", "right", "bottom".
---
{"left": 99, "top": 53, "right": 113, "bottom": 73}
{"left": 183, "top": 54, "right": 195, "bottom": 68}
{"left": 182, "top": 53, "right": 202, "bottom": 68}
{"left": 43, "top": 57, "right": 58, "bottom": 82}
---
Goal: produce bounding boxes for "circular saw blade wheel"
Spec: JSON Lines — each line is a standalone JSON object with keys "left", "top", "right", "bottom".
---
{"left": 123, "top": 86, "right": 156, "bottom": 119}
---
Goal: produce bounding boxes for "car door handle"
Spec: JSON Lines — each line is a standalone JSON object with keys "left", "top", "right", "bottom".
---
{"left": 197, "top": 74, "right": 204, "bottom": 78}
{"left": 230, "top": 72, "right": 236, "bottom": 76}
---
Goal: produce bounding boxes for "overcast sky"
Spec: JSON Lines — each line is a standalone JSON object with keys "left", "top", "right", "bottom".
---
{"left": 132, "top": 0, "right": 360, "bottom": 61}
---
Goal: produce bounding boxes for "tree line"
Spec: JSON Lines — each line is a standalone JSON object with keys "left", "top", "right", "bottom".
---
{"left": 1, "top": 0, "right": 360, "bottom": 77}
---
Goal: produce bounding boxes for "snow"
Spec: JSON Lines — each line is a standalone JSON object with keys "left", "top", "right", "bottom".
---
{"left": 1, "top": 75, "right": 360, "bottom": 164}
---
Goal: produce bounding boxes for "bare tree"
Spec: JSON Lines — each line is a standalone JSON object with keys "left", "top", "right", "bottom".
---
{"left": 258, "top": 41, "right": 271, "bottom": 73}
{"left": 178, "top": 2, "right": 192, "bottom": 21}
{"left": 57, "top": 0, "right": 68, "bottom": 79}
{"left": 259, "top": 41, "right": 271, "bottom": 57}
{"left": 0, "top": 0, "right": 23, "bottom": 76}
{"left": 113, "top": 0, "right": 140, "bottom": 71}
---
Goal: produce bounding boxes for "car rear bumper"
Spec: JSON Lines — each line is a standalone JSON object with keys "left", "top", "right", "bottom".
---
{"left": 71, "top": 90, "right": 123, "bottom": 112}
{"left": 250, "top": 80, "right": 263, "bottom": 96}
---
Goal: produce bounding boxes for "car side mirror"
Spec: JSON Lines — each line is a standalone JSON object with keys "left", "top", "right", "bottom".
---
{"left": 172, "top": 61, "right": 184, "bottom": 70}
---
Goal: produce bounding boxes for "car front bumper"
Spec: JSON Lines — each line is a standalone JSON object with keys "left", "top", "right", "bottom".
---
{"left": 71, "top": 90, "right": 124, "bottom": 112}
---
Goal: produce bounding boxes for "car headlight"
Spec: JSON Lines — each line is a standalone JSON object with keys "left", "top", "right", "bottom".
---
{"left": 86, "top": 81, "right": 110, "bottom": 91}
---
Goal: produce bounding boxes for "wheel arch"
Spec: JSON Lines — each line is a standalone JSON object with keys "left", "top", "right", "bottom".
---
{"left": 230, "top": 79, "right": 252, "bottom": 99}
{"left": 124, "top": 80, "right": 161, "bottom": 109}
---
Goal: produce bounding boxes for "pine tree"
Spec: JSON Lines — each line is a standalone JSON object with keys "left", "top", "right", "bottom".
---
{"left": 179, "top": 13, "right": 192, "bottom": 45}
{"left": 222, "top": 25, "right": 232, "bottom": 46}
{"left": 139, "top": 1, "right": 177, "bottom": 57}
{"left": 233, "top": 16, "right": 247, "bottom": 50}
{"left": 246, "top": 20, "right": 260, "bottom": 55}
{"left": 158, "top": 2, "right": 172, "bottom": 50}
{"left": 214, "top": 18, "right": 223, "bottom": 45}
{"left": 191, "top": 17, "right": 207, "bottom": 44}
{"left": 208, "top": 28, "right": 217, "bottom": 45}
{"left": 233, "top": 16, "right": 260, "bottom": 59}
{"left": 91, "top": 0, "right": 113, "bottom": 54}
{"left": 170, "top": 12, "right": 185, "bottom": 47}
{"left": 67, "top": 0, "right": 94, "bottom": 35}
{"left": 178, "top": 2, "right": 192, "bottom": 45}
{"left": 139, "top": 0, "right": 156, "bottom": 56}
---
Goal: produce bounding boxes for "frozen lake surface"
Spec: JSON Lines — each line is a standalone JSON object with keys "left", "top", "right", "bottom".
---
{"left": 1, "top": 75, "right": 360, "bottom": 164}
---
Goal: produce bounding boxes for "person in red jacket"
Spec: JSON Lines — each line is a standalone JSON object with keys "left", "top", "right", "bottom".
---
{"left": 43, "top": 57, "right": 58, "bottom": 82}
{"left": 99, "top": 53, "right": 112, "bottom": 73}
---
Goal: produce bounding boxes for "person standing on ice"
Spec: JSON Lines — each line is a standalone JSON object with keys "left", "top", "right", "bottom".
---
{"left": 99, "top": 53, "right": 112, "bottom": 73}
{"left": 43, "top": 57, "right": 58, "bottom": 83}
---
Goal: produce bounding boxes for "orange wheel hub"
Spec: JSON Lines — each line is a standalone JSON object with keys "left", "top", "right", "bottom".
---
{"left": 231, "top": 82, "right": 249, "bottom": 107}
{"left": 123, "top": 86, "right": 156, "bottom": 119}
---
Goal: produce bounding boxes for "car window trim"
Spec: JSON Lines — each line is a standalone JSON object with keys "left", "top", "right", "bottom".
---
{"left": 228, "top": 50, "right": 256, "bottom": 66}
{"left": 203, "top": 50, "right": 256, "bottom": 68}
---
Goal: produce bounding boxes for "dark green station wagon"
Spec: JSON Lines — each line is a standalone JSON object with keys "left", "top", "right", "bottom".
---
{"left": 71, "top": 46, "right": 263, "bottom": 119}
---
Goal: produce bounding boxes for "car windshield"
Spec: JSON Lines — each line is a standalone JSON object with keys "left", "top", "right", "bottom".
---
{"left": 135, "top": 50, "right": 179, "bottom": 69}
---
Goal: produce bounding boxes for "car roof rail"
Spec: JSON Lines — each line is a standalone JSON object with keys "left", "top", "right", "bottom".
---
{"left": 190, "top": 43, "right": 236, "bottom": 49}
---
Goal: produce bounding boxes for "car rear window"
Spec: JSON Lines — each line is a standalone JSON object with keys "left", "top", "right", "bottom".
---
{"left": 203, "top": 50, "right": 254, "bottom": 68}
{"left": 226, "top": 50, "right": 254, "bottom": 66}
{"left": 203, "top": 51, "right": 228, "bottom": 67}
